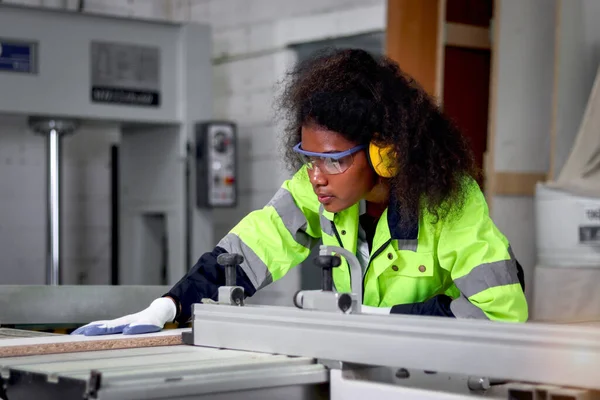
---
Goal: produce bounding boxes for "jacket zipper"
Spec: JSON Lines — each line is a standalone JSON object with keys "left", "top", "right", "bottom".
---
{"left": 331, "top": 220, "right": 391, "bottom": 299}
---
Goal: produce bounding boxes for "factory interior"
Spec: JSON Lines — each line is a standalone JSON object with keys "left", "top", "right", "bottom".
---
{"left": 1, "top": 0, "right": 600, "bottom": 398}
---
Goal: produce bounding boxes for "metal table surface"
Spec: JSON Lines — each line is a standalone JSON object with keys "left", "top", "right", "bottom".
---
{"left": 0, "top": 345, "right": 329, "bottom": 400}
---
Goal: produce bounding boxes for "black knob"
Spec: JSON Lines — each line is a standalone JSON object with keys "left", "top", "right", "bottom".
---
{"left": 314, "top": 255, "right": 342, "bottom": 291}
{"left": 217, "top": 253, "right": 244, "bottom": 286}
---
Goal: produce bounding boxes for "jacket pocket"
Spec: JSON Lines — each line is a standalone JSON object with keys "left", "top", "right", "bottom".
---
{"left": 385, "top": 250, "right": 435, "bottom": 278}
{"left": 378, "top": 250, "right": 442, "bottom": 306}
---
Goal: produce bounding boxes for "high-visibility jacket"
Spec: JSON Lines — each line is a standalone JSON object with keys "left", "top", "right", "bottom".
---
{"left": 167, "top": 166, "right": 528, "bottom": 323}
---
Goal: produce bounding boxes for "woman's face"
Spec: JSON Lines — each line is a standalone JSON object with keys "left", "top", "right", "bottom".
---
{"left": 300, "top": 123, "right": 378, "bottom": 213}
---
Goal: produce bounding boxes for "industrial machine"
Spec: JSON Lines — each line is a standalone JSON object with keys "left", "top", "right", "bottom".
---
{"left": 0, "top": 3, "right": 227, "bottom": 289}
{"left": 2, "top": 245, "right": 600, "bottom": 399}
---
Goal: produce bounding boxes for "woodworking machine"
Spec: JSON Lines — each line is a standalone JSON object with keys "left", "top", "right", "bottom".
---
{"left": 2, "top": 245, "right": 600, "bottom": 400}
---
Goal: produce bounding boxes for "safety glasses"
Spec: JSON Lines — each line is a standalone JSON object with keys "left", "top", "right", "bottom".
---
{"left": 292, "top": 143, "right": 366, "bottom": 175}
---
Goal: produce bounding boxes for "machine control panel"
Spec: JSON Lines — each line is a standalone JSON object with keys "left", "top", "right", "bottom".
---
{"left": 195, "top": 121, "right": 237, "bottom": 208}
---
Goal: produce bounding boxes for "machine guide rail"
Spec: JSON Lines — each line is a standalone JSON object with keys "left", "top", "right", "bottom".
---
{"left": 188, "top": 302, "right": 600, "bottom": 393}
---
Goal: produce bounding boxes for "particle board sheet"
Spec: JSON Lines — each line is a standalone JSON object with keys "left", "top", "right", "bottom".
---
{"left": 0, "top": 328, "right": 188, "bottom": 358}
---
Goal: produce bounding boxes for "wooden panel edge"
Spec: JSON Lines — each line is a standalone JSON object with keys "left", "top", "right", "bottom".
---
{"left": 435, "top": 0, "right": 447, "bottom": 103}
{"left": 0, "top": 333, "right": 184, "bottom": 358}
{"left": 492, "top": 172, "right": 548, "bottom": 196}
{"left": 446, "top": 22, "right": 491, "bottom": 50}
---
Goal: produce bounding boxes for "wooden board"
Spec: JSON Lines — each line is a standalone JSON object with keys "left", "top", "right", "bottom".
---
{"left": 385, "top": 0, "right": 444, "bottom": 99}
{"left": 446, "top": 23, "right": 491, "bottom": 50}
{"left": 491, "top": 172, "right": 547, "bottom": 196}
{"left": 0, "top": 328, "right": 188, "bottom": 358}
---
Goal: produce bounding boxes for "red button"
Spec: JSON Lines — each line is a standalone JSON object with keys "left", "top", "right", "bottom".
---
{"left": 224, "top": 176, "right": 235, "bottom": 185}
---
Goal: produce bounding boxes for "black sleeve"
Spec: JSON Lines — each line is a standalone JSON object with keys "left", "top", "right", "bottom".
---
{"left": 162, "top": 246, "right": 257, "bottom": 325}
{"left": 389, "top": 294, "right": 455, "bottom": 317}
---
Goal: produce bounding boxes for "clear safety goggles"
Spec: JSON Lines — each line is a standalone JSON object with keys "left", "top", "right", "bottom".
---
{"left": 292, "top": 143, "right": 366, "bottom": 175}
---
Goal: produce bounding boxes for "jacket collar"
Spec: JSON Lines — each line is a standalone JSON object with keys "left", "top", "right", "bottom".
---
{"left": 387, "top": 194, "right": 419, "bottom": 240}
{"left": 321, "top": 196, "right": 419, "bottom": 240}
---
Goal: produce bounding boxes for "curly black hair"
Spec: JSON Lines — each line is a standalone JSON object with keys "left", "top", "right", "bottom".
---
{"left": 275, "top": 47, "right": 479, "bottom": 228}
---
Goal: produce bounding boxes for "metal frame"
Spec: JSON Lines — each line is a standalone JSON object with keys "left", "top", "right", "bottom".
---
{"left": 0, "top": 345, "right": 328, "bottom": 400}
{"left": 329, "top": 369, "right": 476, "bottom": 400}
{"left": 189, "top": 303, "right": 600, "bottom": 391}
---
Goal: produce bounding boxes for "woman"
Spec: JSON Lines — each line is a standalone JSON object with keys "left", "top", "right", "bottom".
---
{"left": 73, "top": 48, "right": 527, "bottom": 336}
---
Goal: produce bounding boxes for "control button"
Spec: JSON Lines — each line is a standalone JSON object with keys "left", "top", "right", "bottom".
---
{"left": 224, "top": 176, "right": 235, "bottom": 185}
{"left": 213, "top": 131, "right": 229, "bottom": 153}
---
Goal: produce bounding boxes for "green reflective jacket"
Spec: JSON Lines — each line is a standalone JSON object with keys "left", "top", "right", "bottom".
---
{"left": 218, "top": 166, "right": 528, "bottom": 322}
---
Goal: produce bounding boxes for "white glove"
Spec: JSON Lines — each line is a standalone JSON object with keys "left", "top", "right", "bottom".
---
{"left": 361, "top": 305, "right": 391, "bottom": 315}
{"left": 71, "top": 297, "right": 177, "bottom": 336}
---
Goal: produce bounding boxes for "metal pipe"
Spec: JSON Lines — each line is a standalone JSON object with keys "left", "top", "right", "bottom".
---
{"left": 29, "top": 117, "right": 78, "bottom": 286}
{"left": 47, "top": 128, "right": 60, "bottom": 285}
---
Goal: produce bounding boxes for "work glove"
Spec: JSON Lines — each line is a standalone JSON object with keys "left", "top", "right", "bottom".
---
{"left": 71, "top": 297, "right": 177, "bottom": 336}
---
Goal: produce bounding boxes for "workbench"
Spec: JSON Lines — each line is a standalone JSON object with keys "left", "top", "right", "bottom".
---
{"left": 2, "top": 245, "right": 600, "bottom": 400}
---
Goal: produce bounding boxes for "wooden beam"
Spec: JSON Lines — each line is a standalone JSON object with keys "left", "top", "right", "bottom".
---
{"left": 491, "top": 172, "right": 547, "bottom": 196}
{"left": 445, "top": 23, "right": 491, "bottom": 50}
{"left": 385, "top": 0, "right": 444, "bottom": 99}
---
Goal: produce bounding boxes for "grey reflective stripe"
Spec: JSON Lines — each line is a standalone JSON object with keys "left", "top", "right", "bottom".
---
{"left": 453, "top": 253, "right": 520, "bottom": 298}
{"left": 450, "top": 295, "right": 489, "bottom": 319}
{"left": 397, "top": 239, "right": 417, "bottom": 252}
{"left": 319, "top": 205, "right": 334, "bottom": 236}
{"left": 267, "top": 188, "right": 316, "bottom": 249}
{"left": 217, "top": 233, "right": 273, "bottom": 290}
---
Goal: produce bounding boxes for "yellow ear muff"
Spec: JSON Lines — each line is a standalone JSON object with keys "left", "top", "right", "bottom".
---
{"left": 368, "top": 142, "right": 398, "bottom": 178}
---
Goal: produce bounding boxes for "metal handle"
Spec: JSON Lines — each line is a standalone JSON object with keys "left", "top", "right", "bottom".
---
{"left": 319, "top": 245, "right": 363, "bottom": 310}
{"left": 314, "top": 254, "right": 341, "bottom": 291}
{"left": 217, "top": 253, "right": 244, "bottom": 286}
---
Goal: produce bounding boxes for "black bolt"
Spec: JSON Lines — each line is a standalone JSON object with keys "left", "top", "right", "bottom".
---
{"left": 217, "top": 253, "right": 244, "bottom": 286}
{"left": 395, "top": 368, "right": 410, "bottom": 379}
{"left": 314, "top": 254, "right": 342, "bottom": 291}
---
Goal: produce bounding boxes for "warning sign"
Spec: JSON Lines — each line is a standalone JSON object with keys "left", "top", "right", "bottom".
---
{"left": 90, "top": 41, "right": 160, "bottom": 107}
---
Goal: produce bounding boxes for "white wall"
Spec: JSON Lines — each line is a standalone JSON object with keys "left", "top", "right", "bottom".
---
{"left": 175, "top": 0, "right": 386, "bottom": 303}
{"left": 490, "top": 0, "right": 556, "bottom": 303}
{"left": 0, "top": 0, "right": 386, "bottom": 301}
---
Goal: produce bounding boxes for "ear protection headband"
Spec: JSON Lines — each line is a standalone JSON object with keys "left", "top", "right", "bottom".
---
{"left": 367, "top": 140, "right": 398, "bottom": 178}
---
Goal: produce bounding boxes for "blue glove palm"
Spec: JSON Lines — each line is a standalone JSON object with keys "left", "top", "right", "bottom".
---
{"left": 71, "top": 298, "right": 177, "bottom": 336}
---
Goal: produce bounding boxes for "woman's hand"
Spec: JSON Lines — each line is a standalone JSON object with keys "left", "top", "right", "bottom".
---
{"left": 71, "top": 297, "right": 177, "bottom": 336}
